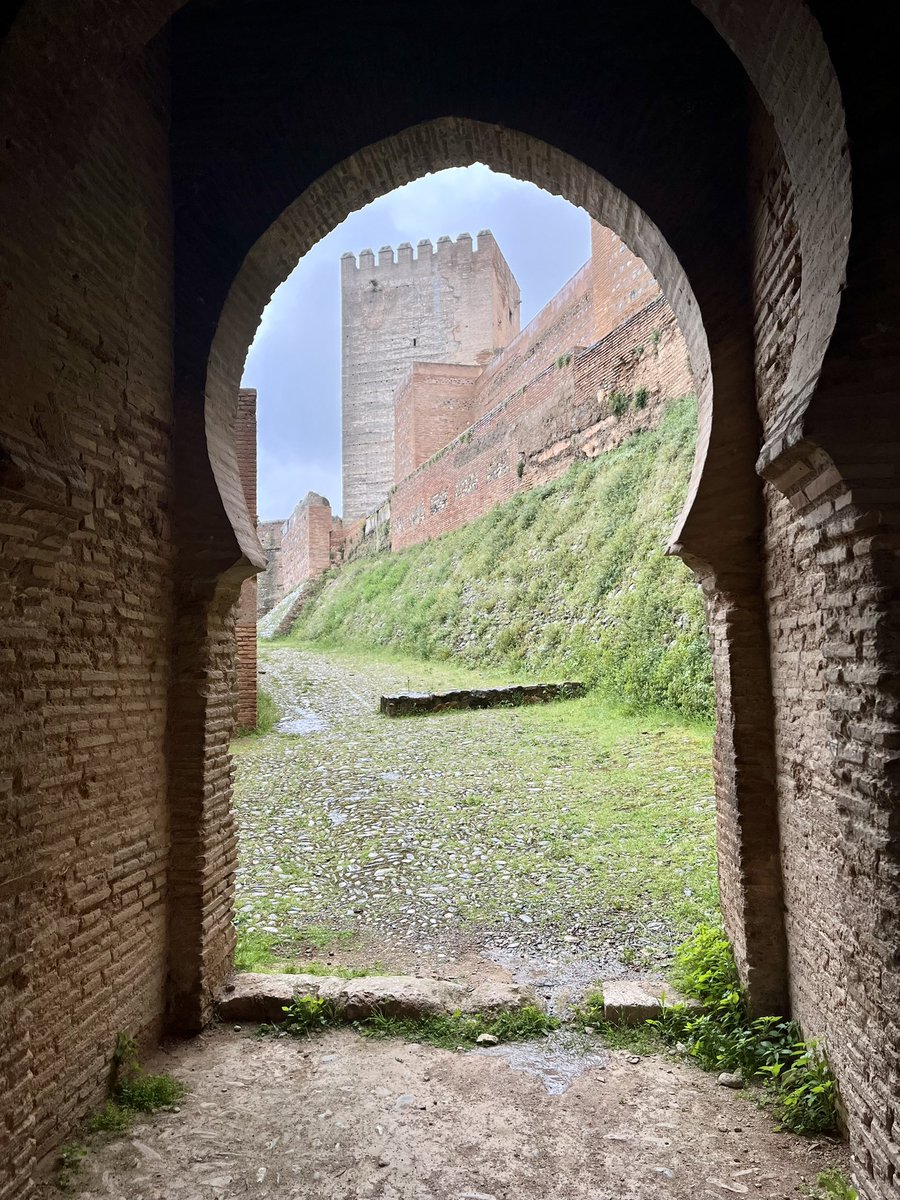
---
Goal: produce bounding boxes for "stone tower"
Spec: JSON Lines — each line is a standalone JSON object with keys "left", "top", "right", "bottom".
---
{"left": 340, "top": 231, "right": 521, "bottom": 520}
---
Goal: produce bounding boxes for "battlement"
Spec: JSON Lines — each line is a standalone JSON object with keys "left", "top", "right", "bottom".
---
{"left": 340, "top": 230, "right": 497, "bottom": 274}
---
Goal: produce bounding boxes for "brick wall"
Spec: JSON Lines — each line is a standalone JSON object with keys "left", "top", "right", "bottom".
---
{"left": 590, "top": 221, "right": 663, "bottom": 338}
{"left": 280, "top": 492, "right": 338, "bottom": 595}
{"left": 393, "top": 362, "right": 483, "bottom": 479}
{"left": 391, "top": 297, "right": 690, "bottom": 549}
{"left": 233, "top": 389, "right": 257, "bottom": 728}
{"left": 0, "top": 35, "right": 176, "bottom": 1194}
{"left": 341, "top": 231, "right": 521, "bottom": 519}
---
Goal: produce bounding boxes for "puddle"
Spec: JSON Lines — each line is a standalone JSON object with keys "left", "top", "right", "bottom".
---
{"left": 485, "top": 944, "right": 630, "bottom": 1015}
{"left": 276, "top": 708, "right": 328, "bottom": 735}
{"left": 476, "top": 1029, "right": 608, "bottom": 1094}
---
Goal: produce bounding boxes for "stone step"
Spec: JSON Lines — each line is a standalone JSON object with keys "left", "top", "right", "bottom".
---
{"left": 218, "top": 972, "right": 538, "bottom": 1024}
{"left": 600, "top": 979, "right": 699, "bottom": 1026}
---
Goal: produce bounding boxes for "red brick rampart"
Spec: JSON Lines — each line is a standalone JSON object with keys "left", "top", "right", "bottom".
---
{"left": 390, "top": 295, "right": 690, "bottom": 549}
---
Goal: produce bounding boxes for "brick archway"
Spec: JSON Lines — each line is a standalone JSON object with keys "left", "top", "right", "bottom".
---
{"left": 12, "top": 3, "right": 900, "bottom": 1199}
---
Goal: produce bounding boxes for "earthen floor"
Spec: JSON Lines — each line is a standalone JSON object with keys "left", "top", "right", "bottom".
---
{"left": 53, "top": 1025, "right": 849, "bottom": 1199}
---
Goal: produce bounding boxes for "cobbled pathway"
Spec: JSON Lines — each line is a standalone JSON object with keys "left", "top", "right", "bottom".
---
{"left": 233, "top": 645, "right": 717, "bottom": 986}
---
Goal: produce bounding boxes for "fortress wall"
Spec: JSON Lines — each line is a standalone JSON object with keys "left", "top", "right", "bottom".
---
{"left": 390, "top": 296, "right": 691, "bottom": 550}
{"left": 393, "top": 362, "right": 484, "bottom": 480}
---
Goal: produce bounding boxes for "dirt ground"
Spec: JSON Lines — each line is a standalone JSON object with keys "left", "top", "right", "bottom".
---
{"left": 54, "top": 1025, "right": 849, "bottom": 1200}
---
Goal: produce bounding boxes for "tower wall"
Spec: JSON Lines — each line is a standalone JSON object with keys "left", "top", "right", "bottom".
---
{"left": 341, "top": 231, "right": 521, "bottom": 520}
{"left": 590, "top": 220, "right": 662, "bottom": 340}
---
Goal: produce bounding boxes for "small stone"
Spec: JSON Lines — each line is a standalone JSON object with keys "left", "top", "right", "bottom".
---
{"left": 233, "top": 1025, "right": 242, "bottom": 1032}
{"left": 717, "top": 1071, "right": 744, "bottom": 1089}
{"left": 583, "top": 1025, "right": 595, "bottom": 1034}
{"left": 476, "top": 1033, "right": 499, "bottom": 1046}
{"left": 627, "top": 1055, "right": 641, "bottom": 1065}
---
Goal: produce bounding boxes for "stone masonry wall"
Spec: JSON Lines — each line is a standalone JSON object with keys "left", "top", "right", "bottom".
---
{"left": 391, "top": 296, "right": 690, "bottom": 549}
{"left": 234, "top": 389, "right": 257, "bottom": 728}
{"left": 256, "top": 521, "right": 285, "bottom": 616}
{"left": 341, "top": 231, "right": 521, "bottom": 520}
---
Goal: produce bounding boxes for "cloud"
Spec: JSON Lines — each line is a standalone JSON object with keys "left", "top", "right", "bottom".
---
{"left": 256, "top": 445, "right": 341, "bottom": 522}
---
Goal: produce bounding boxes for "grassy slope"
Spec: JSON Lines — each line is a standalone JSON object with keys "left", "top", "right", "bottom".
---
{"left": 289, "top": 395, "right": 712, "bottom": 721}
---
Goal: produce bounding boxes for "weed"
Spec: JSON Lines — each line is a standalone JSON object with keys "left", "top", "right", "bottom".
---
{"left": 633, "top": 344, "right": 644, "bottom": 358}
{"left": 650, "top": 328, "right": 662, "bottom": 345}
{"left": 806, "top": 1169, "right": 857, "bottom": 1199}
{"left": 57, "top": 1143, "right": 88, "bottom": 1191}
{"left": 651, "top": 927, "right": 838, "bottom": 1135}
{"left": 57, "top": 1038, "right": 185, "bottom": 1188}
{"left": 555, "top": 353, "right": 572, "bottom": 369}
{"left": 670, "top": 922, "right": 738, "bottom": 1002}
{"left": 610, "top": 390, "right": 630, "bottom": 417}
{"left": 634, "top": 386, "right": 649, "bottom": 409}
{"left": 88, "top": 1102, "right": 133, "bottom": 1134}
{"left": 234, "top": 687, "right": 279, "bottom": 738}
{"left": 361, "top": 1004, "right": 558, "bottom": 1049}
{"left": 278, "top": 994, "right": 343, "bottom": 1036}
{"left": 115, "top": 1072, "right": 185, "bottom": 1113}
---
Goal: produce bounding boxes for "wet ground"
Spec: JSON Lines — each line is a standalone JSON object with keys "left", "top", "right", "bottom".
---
{"left": 234, "top": 645, "right": 718, "bottom": 990}
{"left": 55, "top": 1026, "right": 849, "bottom": 1199}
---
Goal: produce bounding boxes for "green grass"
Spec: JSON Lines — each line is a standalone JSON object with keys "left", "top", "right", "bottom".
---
{"left": 234, "top": 925, "right": 368, "bottom": 973}
{"left": 234, "top": 687, "right": 279, "bottom": 739}
{"left": 361, "top": 1004, "right": 558, "bottom": 1049}
{"left": 284, "top": 395, "right": 712, "bottom": 723}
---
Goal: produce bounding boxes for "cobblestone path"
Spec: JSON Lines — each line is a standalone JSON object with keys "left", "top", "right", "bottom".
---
{"left": 233, "top": 645, "right": 717, "bottom": 984}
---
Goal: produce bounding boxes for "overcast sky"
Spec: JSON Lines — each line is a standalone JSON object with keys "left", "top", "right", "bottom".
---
{"left": 242, "top": 165, "right": 591, "bottom": 521}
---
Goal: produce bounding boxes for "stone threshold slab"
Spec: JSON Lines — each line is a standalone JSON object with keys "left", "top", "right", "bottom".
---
{"left": 379, "top": 681, "right": 586, "bottom": 717}
{"left": 218, "top": 973, "right": 538, "bottom": 1024}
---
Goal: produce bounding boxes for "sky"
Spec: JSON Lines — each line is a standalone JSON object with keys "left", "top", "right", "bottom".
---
{"left": 242, "top": 165, "right": 591, "bottom": 521}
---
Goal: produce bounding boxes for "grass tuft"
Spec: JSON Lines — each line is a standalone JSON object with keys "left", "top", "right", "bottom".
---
{"left": 234, "top": 687, "right": 279, "bottom": 739}
{"left": 360, "top": 1004, "right": 559, "bottom": 1049}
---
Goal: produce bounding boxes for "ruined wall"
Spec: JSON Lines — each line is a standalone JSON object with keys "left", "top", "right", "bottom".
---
{"left": 341, "top": 231, "right": 521, "bottom": 519}
{"left": 391, "top": 296, "right": 690, "bottom": 549}
{"left": 256, "top": 521, "right": 285, "bottom": 616}
{"left": 280, "top": 492, "right": 339, "bottom": 596}
{"left": 0, "top": 36, "right": 176, "bottom": 1194}
{"left": 234, "top": 389, "right": 257, "bottom": 728}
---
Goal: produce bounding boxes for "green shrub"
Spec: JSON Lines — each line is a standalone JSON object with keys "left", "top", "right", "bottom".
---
{"left": 634, "top": 386, "right": 649, "bottom": 409}
{"left": 651, "top": 926, "right": 839, "bottom": 1136}
{"left": 610, "top": 390, "right": 630, "bottom": 417}
{"left": 670, "top": 922, "right": 739, "bottom": 1002}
